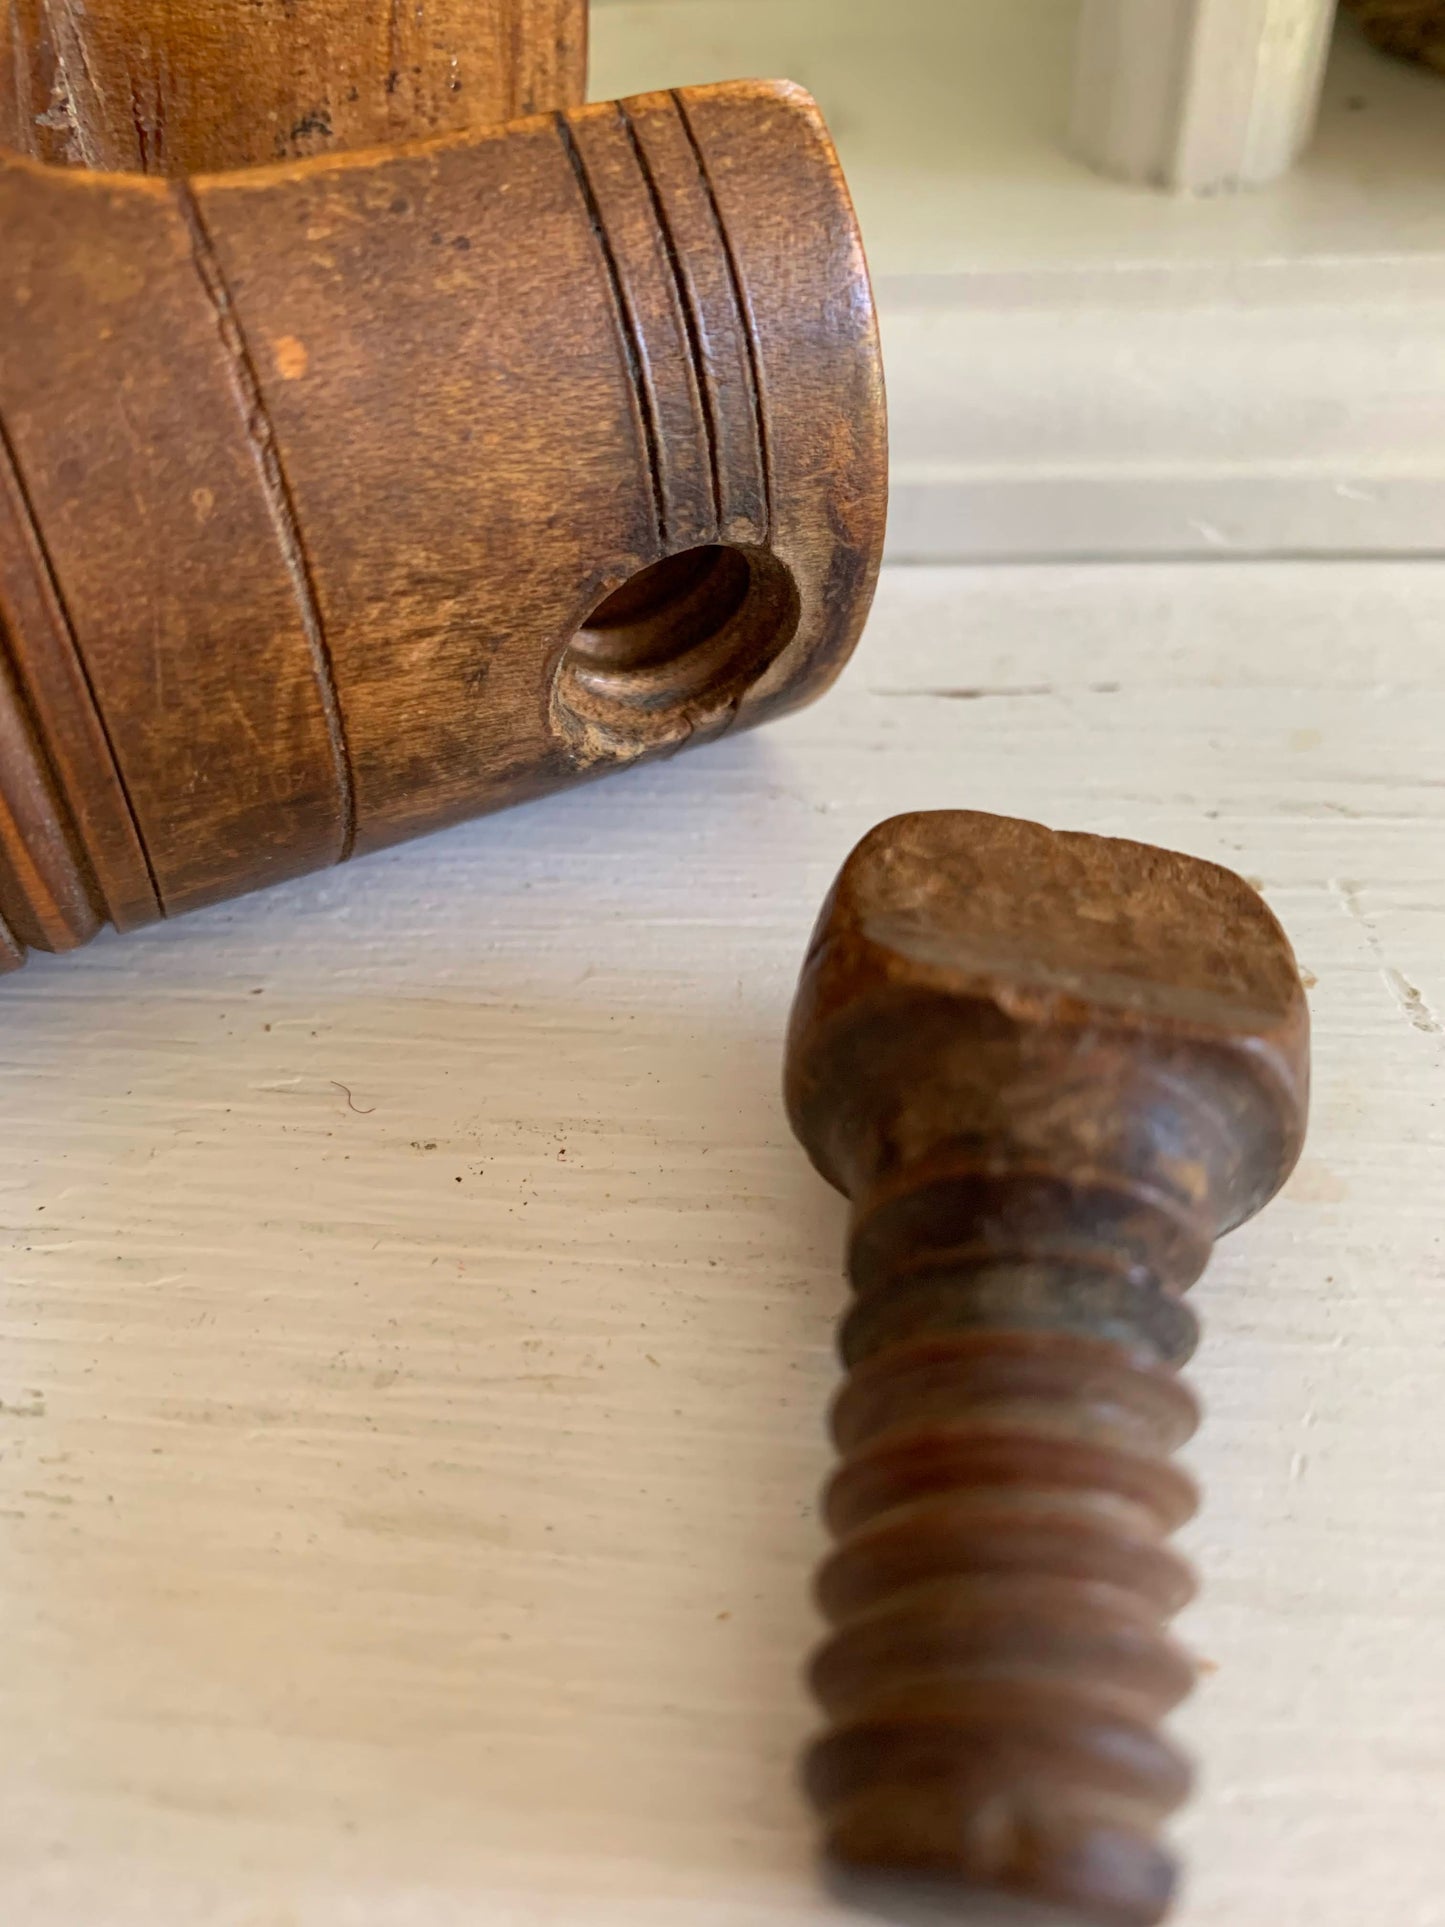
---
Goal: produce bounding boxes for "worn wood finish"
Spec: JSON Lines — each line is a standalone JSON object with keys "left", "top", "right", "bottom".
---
{"left": 0, "top": 0, "right": 587, "bottom": 173}
{"left": 785, "top": 810, "right": 1310, "bottom": 1926}
{"left": 0, "top": 78, "right": 887, "bottom": 968}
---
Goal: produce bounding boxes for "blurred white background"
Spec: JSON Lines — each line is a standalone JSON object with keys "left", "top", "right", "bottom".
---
{"left": 594, "top": 1, "right": 1445, "bottom": 560}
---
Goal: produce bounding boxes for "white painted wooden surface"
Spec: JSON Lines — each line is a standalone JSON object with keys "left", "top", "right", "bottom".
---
{"left": 594, "top": 3, "right": 1445, "bottom": 561}
{"left": 2, "top": 562, "right": 1442, "bottom": 1925}
{"left": 1070, "top": 0, "right": 1338, "bottom": 193}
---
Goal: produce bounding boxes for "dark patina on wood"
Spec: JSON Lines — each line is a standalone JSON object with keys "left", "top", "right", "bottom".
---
{"left": 785, "top": 809, "right": 1310, "bottom": 1927}
{"left": 0, "top": 0, "right": 588, "bottom": 174}
{"left": 0, "top": 80, "right": 887, "bottom": 971}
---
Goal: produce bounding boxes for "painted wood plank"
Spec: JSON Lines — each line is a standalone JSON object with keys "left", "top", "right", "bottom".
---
{"left": 1, "top": 560, "right": 1442, "bottom": 1924}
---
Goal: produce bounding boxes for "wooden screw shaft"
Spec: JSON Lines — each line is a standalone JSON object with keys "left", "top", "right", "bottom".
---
{"left": 812, "top": 1178, "right": 1204, "bottom": 1927}
{"left": 785, "top": 811, "right": 1310, "bottom": 1927}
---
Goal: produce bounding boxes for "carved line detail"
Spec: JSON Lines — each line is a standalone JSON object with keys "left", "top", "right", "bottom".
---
{"left": 618, "top": 101, "right": 721, "bottom": 539}
{"left": 556, "top": 108, "right": 668, "bottom": 552}
{"left": 671, "top": 90, "right": 773, "bottom": 542}
{"left": 0, "top": 582, "right": 102, "bottom": 940}
{"left": 0, "top": 400, "right": 162, "bottom": 925}
{"left": 0, "top": 621, "right": 101, "bottom": 952}
{"left": 0, "top": 899, "right": 23, "bottom": 971}
{"left": 173, "top": 180, "right": 359, "bottom": 868}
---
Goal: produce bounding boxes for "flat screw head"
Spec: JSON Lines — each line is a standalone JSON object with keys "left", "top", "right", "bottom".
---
{"left": 786, "top": 810, "right": 1310, "bottom": 1239}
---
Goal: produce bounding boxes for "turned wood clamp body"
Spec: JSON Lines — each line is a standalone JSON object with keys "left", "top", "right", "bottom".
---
{"left": 1, "top": 0, "right": 589, "bottom": 172}
{"left": 0, "top": 80, "right": 887, "bottom": 970}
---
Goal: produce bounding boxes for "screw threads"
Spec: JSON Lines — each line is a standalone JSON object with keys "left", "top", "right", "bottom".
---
{"left": 783, "top": 808, "right": 1310, "bottom": 1925}
{"left": 805, "top": 1195, "right": 1206, "bottom": 1927}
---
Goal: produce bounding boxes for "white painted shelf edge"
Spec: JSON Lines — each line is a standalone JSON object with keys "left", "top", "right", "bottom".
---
{"left": 881, "top": 254, "right": 1445, "bottom": 561}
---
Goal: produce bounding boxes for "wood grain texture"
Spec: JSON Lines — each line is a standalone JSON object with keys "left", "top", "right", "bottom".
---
{"left": 0, "top": 79, "right": 886, "bottom": 958}
{"left": 0, "top": 560, "right": 1440, "bottom": 1926}
{"left": 785, "top": 810, "right": 1310, "bottom": 1924}
{"left": 0, "top": 417, "right": 159, "bottom": 932}
{"left": 0, "top": 0, "right": 587, "bottom": 173}
{"left": 0, "top": 623, "right": 101, "bottom": 955}
{"left": 0, "top": 161, "right": 349, "bottom": 917}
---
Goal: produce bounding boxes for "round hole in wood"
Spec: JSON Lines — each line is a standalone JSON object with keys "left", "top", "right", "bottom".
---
{"left": 556, "top": 544, "right": 800, "bottom": 746}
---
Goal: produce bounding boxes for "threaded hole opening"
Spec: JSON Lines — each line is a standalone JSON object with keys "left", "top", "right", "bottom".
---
{"left": 555, "top": 544, "right": 799, "bottom": 746}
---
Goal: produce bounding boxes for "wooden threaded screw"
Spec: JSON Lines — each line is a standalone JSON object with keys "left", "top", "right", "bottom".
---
{"left": 784, "top": 810, "right": 1310, "bottom": 1927}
